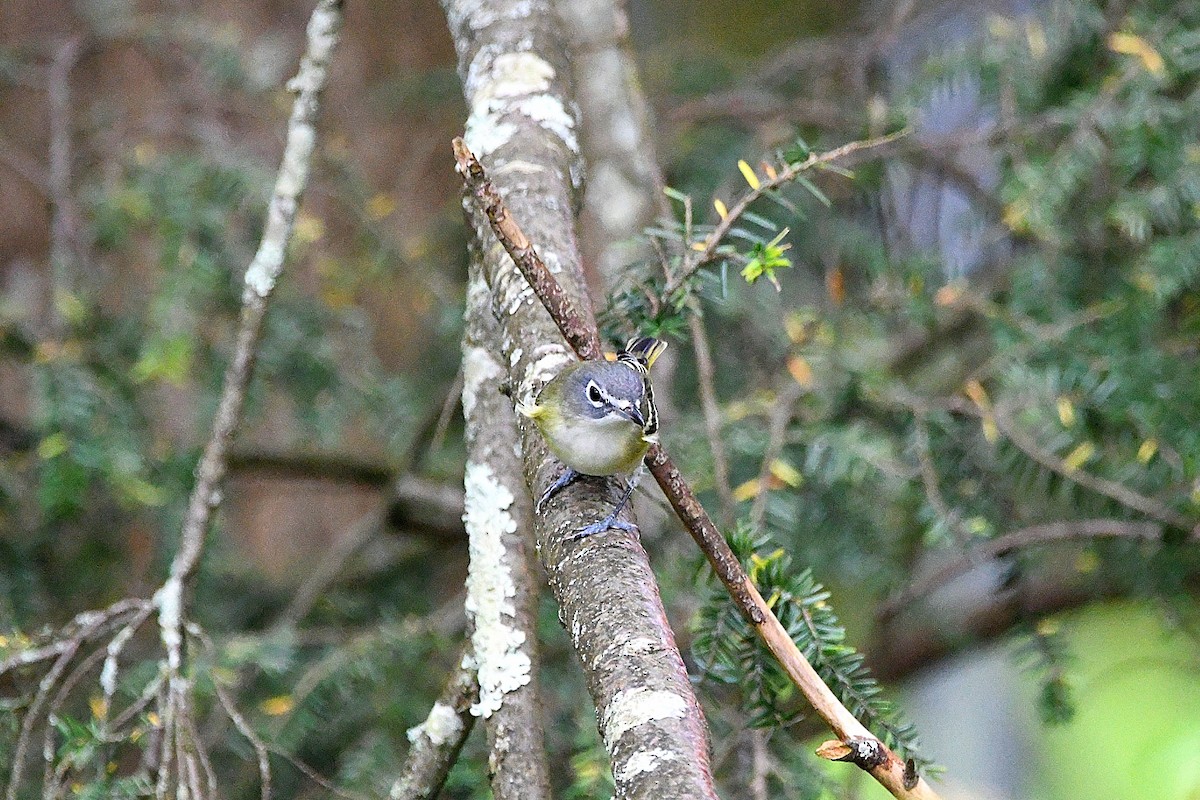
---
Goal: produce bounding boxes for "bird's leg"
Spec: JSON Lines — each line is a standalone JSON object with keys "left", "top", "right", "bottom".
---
{"left": 569, "top": 469, "right": 642, "bottom": 540}
{"left": 536, "top": 466, "right": 581, "bottom": 513}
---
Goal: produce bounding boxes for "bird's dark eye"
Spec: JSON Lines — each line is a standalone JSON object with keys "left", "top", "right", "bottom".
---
{"left": 586, "top": 382, "right": 603, "bottom": 405}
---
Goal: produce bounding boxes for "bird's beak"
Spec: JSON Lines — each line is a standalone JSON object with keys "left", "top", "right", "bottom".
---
{"left": 619, "top": 402, "right": 645, "bottom": 428}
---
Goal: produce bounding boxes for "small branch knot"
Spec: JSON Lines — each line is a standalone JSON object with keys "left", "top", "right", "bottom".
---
{"left": 904, "top": 758, "right": 919, "bottom": 790}
{"left": 816, "top": 736, "right": 889, "bottom": 771}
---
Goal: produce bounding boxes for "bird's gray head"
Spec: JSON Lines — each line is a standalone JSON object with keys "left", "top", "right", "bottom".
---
{"left": 563, "top": 361, "right": 648, "bottom": 427}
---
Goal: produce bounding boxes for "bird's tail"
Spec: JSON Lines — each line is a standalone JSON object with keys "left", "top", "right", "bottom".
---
{"left": 620, "top": 337, "right": 667, "bottom": 370}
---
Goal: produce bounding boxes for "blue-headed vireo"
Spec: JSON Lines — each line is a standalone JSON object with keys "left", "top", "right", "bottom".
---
{"left": 517, "top": 337, "right": 667, "bottom": 538}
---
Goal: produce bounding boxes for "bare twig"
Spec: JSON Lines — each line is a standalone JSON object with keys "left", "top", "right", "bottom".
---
{"left": 689, "top": 312, "right": 736, "bottom": 526}
{"left": 46, "top": 34, "right": 86, "bottom": 323}
{"left": 912, "top": 417, "right": 970, "bottom": 547}
{"left": 155, "top": 0, "right": 341, "bottom": 687}
{"left": 453, "top": 138, "right": 941, "bottom": 800}
{"left": 749, "top": 380, "right": 804, "bottom": 533}
{"left": 196, "top": 627, "right": 272, "bottom": 800}
{"left": 273, "top": 506, "right": 385, "bottom": 630}
{"left": 452, "top": 138, "right": 603, "bottom": 362}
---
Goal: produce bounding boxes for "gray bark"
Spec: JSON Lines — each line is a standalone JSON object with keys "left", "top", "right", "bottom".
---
{"left": 441, "top": 0, "right": 719, "bottom": 797}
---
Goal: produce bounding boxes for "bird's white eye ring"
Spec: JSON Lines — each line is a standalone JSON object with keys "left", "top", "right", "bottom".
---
{"left": 586, "top": 381, "right": 604, "bottom": 406}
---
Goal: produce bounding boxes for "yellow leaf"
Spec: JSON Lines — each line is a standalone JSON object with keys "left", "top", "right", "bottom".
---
{"left": 762, "top": 161, "right": 778, "bottom": 181}
{"left": 964, "top": 380, "right": 991, "bottom": 410}
{"left": 133, "top": 141, "right": 158, "bottom": 165}
{"left": 1137, "top": 439, "right": 1158, "bottom": 464}
{"left": 146, "top": 712, "right": 161, "bottom": 727}
{"left": 55, "top": 292, "right": 88, "bottom": 325}
{"left": 765, "top": 588, "right": 782, "bottom": 609}
{"left": 786, "top": 356, "right": 814, "bottom": 388}
{"left": 293, "top": 213, "right": 325, "bottom": 245}
{"left": 769, "top": 458, "right": 803, "bottom": 488}
{"left": 737, "top": 159, "right": 761, "bottom": 191}
{"left": 784, "top": 313, "right": 807, "bottom": 344}
{"left": 90, "top": 696, "right": 108, "bottom": 720}
{"left": 1056, "top": 396, "right": 1076, "bottom": 427}
{"left": 982, "top": 417, "right": 999, "bottom": 444}
{"left": 691, "top": 241, "right": 707, "bottom": 251}
{"left": 732, "top": 478, "right": 762, "bottom": 502}
{"left": 260, "top": 695, "right": 295, "bottom": 716}
{"left": 713, "top": 198, "right": 728, "bottom": 219}
{"left": 1002, "top": 198, "right": 1030, "bottom": 232}
{"left": 366, "top": 193, "right": 397, "bottom": 220}
{"left": 966, "top": 516, "right": 991, "bottom": 536}
{"left": 934, "top": 284, "right": 964, "bottom": 307}
{"left": 1108, "top": 32, "right": 1166, "bottom": 76}
{"left": 1035, "top": 617, "right": 1060, "bottom": 636}
{"left": 1062, "top": 441, "right": 1096, "bottom": 473}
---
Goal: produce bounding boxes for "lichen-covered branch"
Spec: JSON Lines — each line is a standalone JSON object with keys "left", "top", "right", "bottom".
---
{"left": 441, "top": 0, "right": 719, "bottom": 797}
{"left": 390, "top": 649, "right": 480, "bottom": 800}
{"left": 459, "top": 260, "right": 552, "bottom": 799}
{"left": 154, "top": 8, "right": 342, "bottom": 790}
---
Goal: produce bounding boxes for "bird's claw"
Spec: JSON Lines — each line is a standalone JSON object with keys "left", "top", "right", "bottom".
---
{"left": 536, "top": 467, "right": 580, "bottom": 513}
{"left": 567, "top": 514, "right": 637, "bottom": 541}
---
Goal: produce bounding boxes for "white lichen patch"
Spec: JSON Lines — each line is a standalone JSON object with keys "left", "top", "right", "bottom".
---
{"left": 462, "top": 47, "right": 577, "bottom": 157}
{"left": 491, "top": 52, "right": 555, "bottom": 97}
{"left": 514, "top": 94, "right": 578, "bottom": 153}
{"left": 447, "top": 0, "right": 541, "bottom": 36}
{"left": 541, "top": 250, "right": 563, "bottom": 275}
{"left": 463, "top": 462, "right": 531, "bottom": 717}
{"left": 592, "top": 635, "right": 661, "bottom": 671}
{"left": 526, "top": 348, "right": 573, "bottom": 388}
{"left": 464, "top": 116, "right": 518, "bottom": 159}
{"left": 602, "top": 688, "right": 688, "bottom": 747}
{"left": 615, "top": 748, "right": 678, "bottom": 784}
{"left": 406, "top": 701, "right": 462, "bottom": 746}
{"left": 462, "top": 343, "right": 504, "bottom": 421}
{"left": 493, "top": 159, "right": 548, "bottom": 177}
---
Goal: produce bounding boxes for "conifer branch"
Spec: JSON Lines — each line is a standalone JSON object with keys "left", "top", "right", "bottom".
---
{"left": 664, "top": 130, "right": 907, "bottom": 294}
{"left": 453, "top": 138, "right": 941, "bottom": 800}
{"left": 881, "top": 519, "right": 1166, "bottom": 618}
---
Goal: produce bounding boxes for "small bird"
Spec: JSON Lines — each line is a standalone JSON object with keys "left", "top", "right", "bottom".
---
{"left": 517, "top": 337, "right": 667, "bottom": 538}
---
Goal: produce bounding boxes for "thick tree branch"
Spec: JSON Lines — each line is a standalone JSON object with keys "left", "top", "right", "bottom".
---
{"left": 459, "top": 255, "right": 552, "bottom": 798}
{"left": 453, "top": 138, "right": 940, "bottom": 800}
{"left": 557, "top": 0, "right": 665, "bottom": 285}
{"left": 442, "top": 0, "right": 719, "bottom": 794}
